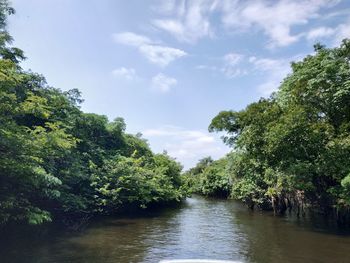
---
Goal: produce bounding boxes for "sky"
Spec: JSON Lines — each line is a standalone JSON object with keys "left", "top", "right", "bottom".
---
{"left": 7, "top": 0, "right": 350, "bottom": 169}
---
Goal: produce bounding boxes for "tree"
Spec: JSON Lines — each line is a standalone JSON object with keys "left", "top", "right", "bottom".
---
{"left": 0, "top": 1, "right": 187, "bottom": 226}
{"left": 208, "top": 40, "right": 350, "bottom": 218}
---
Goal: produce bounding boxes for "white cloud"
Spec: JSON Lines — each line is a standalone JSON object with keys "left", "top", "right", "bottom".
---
{"left": 249, "top": 56, "right": 284, "bottom": 71}
{"left": 257, "top": 80, "right": 282, "bottom": 96}
{"left": 221, "top": 52, "right": 246, "bottom": 78}
{"left": 224, "top": 52, "right": 243, "bottom": 66}
{"left": 221, "top": 67, "right": 247, "bottom": 78}
{"left": 153, "top": 20, "right": 186, "bottom": 39}
{"left": 152, "top": 0, "right": 339, "bottom": 47}
{"left": 333, "top": 20, "right": 350, "bottom": 45}
{"left": 113, "top": 31, "right": 187, "bottom": 66}
{"left": 196, "top": 52, "right": 247, "bottom": 78}
{"left": 248, "top": 54, "right": 308, "bottom": 96}
{"left": 152, "top": 0, "right": 179, "bottom": 15}
{"left": 306, "top": 27, "right": 335, "bottom": 40}
{"left": 196, "top": 64, "right": 218, "bottom": 71}
{"left": 112, "top": 67, "right": 136, "bottom": 80}
{"left": 323, "top": 8, "right": 350, "bottom": 19}
{"left": 144, "top": 126, "right": 212, "bottom": 140}
{"left": 220, "top": 0, "right": 339, "bottom": 47}
{"left": 220, "top": 54, "right": 292, "bottom": 95}
{"left": 305, "top": 20, "right": 350, "bottom": 46}
{"left": 152, "top": 0, "right": 217, "bottom": 43}
{"left": 143, "top": 125, "right": 229, "bottom": 169}
{"left": 196, "top": 52, "right": 295, "bottom": 94}
{"left": 250, "top": 56, "right": 290, "bottom": 95}
{"left": 139, "top": 45, "right": 187, "bottom": 67}
{"left": 151, "top": 73, "right": 177, "bottom": 93}
{"left": 151, "top": 0, "right": 341, "bottom": 48}
{"left": 112, "top": 32, "right": 152, "bottom": 46}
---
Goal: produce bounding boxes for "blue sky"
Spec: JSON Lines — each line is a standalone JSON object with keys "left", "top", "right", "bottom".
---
{"left": 8, "top": 0, "right": 350, "bottom": 169}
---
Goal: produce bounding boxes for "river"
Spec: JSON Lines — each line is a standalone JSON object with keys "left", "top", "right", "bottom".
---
{"left": 1, "top": 196, "right": 350, "bottom": 263}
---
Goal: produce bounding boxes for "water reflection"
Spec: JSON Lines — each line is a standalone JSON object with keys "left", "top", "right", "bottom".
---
{"left": 233, "top": 209, "right": 350, "bottom": 263}
{"left": 0, "top": 196, "right": 349, "bottom": 263}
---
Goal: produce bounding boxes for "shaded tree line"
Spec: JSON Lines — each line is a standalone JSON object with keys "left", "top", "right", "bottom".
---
{"left": 0, "top": 1, "right": 186, "bottom": 226}
{"left": 185, "top": 40, "right": 350, "bottom": 223}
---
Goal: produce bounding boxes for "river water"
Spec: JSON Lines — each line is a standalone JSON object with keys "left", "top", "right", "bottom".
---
{"left": 1, "top": 196, "right": 350, "bottom": 263}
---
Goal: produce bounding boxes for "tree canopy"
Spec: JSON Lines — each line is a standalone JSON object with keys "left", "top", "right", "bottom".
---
{"left": 188, "top": 40, "right": 350, "bottom": 221}
{"left": 0, "top": 1, "right": 186, "bottom": 226}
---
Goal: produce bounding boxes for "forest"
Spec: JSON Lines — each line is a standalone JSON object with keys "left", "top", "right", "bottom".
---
{"left": 1, "top": 0, "right": 350, "bottom": 229}
{"left": 0, "top": 1, "right": 186, "bottom": 226}
{"left": 185, "top": 41, "right": 350, "bottom": 223}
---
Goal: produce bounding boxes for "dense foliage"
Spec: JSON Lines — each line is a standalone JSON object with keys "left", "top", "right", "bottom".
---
{"left": 183, "top": 156, "right": 231, "bottom": 197}
{"left": 0, "top": 1, "right": 185, "bottom": 226}
{"left": 187, "top": 41, "right": 350, "bottom": 220}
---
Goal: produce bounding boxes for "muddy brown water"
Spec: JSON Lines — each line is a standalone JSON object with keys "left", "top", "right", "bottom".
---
{"left": 1, "top": 196, "right": 350, "bottom": 263}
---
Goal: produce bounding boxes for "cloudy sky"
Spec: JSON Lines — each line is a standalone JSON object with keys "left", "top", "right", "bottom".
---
{"left": 8, "top": 0, "right": 350, "bottom": 169}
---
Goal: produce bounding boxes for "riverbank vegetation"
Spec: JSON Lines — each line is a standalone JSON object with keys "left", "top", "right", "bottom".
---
{"left": 2, "top": 0, "right": 350, "bottom": 228}
{"left": 185, "top": 40, "right": 350, "bottom": 223}
{"left": 0, "top": 1, "right": 186, "bottom": 227}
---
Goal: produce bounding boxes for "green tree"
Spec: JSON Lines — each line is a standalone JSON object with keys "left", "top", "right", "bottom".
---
{"left": 208, "top": 40, "right": 350, "bottom": 218}
{"left": 0, "top": 1, "right": 187, "bottom": 226}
